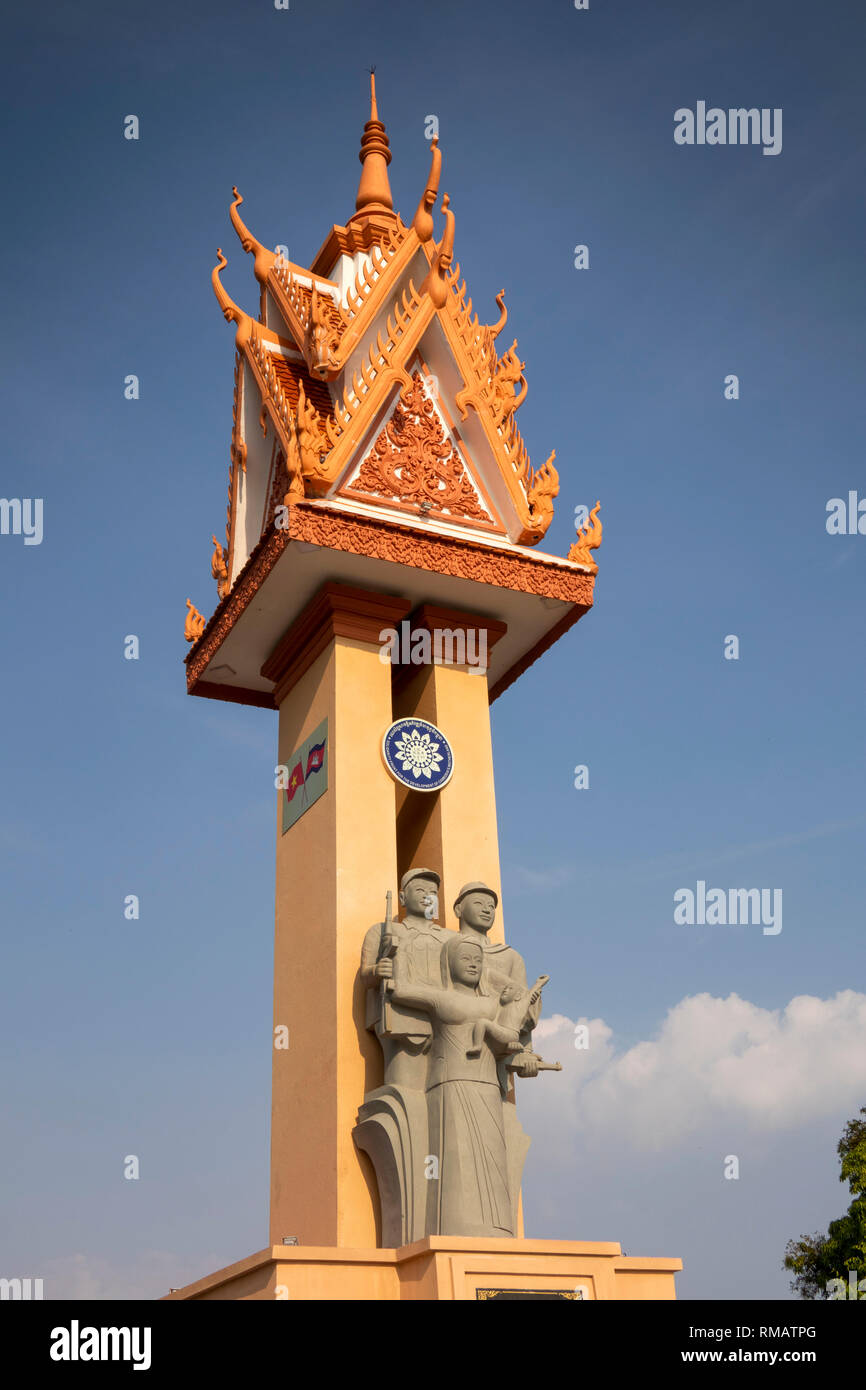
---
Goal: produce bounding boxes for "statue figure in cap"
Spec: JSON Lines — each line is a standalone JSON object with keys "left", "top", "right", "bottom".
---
{"left": 360, "top": 867, "right": 449, "bottom": 1089}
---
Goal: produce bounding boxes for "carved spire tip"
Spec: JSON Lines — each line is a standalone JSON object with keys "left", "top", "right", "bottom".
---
{"left": 354, "top": 69, "right": 393, "bottom": 213}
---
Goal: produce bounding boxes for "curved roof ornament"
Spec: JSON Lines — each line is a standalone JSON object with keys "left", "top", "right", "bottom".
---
{"left": 490, "top": 289, "right": 507, "bottom": 339}
{"left": 420, "top": 193, "right": 455, "bottom": 309}
{"left": 412, "top": 137, "right": 442, "bottom": 243}
{"left": 229, "top": 187, "right": 277, "bottom": 284}
{"left": 212, "top": 249, "right": 253, "bottom": 349}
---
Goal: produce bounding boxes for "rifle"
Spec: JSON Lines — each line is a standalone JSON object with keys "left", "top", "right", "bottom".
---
{"left": 508, "top": 974, "right": 559, "bottom": 1074}
{"left": 506, "top": 1056, "right": 562, "bottom": 1074}
{"left": 378, "top": 890, "right": 397, "bottom": 1032}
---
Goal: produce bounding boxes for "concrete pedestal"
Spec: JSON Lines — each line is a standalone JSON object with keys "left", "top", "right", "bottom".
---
{"left": 164, "top": 1237, "right": 681, "bottom": 1301}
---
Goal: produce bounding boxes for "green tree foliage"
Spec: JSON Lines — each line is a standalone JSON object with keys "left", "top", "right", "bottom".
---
{"left": 784, "top": 1108, "right": 866, "bottom": 1298}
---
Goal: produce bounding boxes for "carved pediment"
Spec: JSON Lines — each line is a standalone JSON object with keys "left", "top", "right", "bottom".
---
{"left": 339, "top": 371, "right": 500, "bottom": 530}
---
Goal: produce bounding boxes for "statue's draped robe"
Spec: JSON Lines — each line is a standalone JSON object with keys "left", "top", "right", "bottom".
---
{"left": 390, "top": 976, "right": 514, "bottom": 1238}
{"left": 471, "top": 937, "right": 542, "bottom": 1087}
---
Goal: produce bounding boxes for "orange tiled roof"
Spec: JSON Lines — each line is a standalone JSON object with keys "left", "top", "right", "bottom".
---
{"left": 289, "top": 282, "right": 344, "bottom": 337}
{"left": 268, "top": 353, "right": 334, "bottom": 423}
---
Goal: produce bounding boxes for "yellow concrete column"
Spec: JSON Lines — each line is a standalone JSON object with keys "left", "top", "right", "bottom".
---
{"left": 393, "top": 607, "right": 508, "bottom": 941}
{"left": 264, "top": 584, "right": 409, "bottom": 1248}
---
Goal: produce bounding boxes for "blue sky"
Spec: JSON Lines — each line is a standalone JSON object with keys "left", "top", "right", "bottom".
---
{"left": 1, "top": 0, "right": 864, "bottom": 1299}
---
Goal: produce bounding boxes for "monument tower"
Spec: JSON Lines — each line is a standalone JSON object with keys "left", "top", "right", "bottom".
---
{"left": 172, "top": 78, "right": 679, "bottom": 1300}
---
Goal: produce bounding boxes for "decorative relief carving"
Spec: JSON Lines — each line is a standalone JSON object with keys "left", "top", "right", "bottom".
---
{"left": 306, "top": 285, "right": 341, "bottom": 378}
{"left": 349, "top": 372, "right": 491, "bottom": 522}
{"left": 489, "top": 340, "right": 528, "bottom": 426}
{"left": 184, "top": 599, "right": 206, "bottom": 644}
{"left": 519, "top": 450, "right": 560, "bottom": 545}
{"left": 211, "top": 535, "right": 230, "bottom": 600}
{"left": 419, "top": 192, "right": 455, "bottom": 310}
{"left": 185, "top": 505, "right": 594, "bottom": 691}
{"left": 296, "top": 381, "right": 330, "bottom": 478}
{"left": 568, "top": 500, "right": 602, "bottom": 573}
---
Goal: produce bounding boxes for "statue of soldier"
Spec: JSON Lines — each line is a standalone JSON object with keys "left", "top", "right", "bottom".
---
{"left": 360, "top": 867, "right": 451, "bottom": 1088}
{"left": 453, "top": 881, "right": 543, "bottom": 1079}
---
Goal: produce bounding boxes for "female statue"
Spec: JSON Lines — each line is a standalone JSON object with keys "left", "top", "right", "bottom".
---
{"left": 390, "top": 934, "right": 535, "bottom": 1239}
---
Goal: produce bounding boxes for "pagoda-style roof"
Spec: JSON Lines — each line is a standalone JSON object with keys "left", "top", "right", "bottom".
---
{"left": 186, "top": 76, "right": 602, "bottom": 704}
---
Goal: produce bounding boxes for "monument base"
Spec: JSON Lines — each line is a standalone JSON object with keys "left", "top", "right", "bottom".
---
{"left": 163, "top": 1237, "right": 681, "bottom": 1301}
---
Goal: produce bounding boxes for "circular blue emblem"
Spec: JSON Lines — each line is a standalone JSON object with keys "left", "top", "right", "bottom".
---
{"left": 382, "top": 718, "right": 454, "bottom": 792}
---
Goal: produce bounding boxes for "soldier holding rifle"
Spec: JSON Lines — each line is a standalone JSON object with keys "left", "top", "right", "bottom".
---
{"left": 360, "top": 867, "right": 449, "bottom": 1089}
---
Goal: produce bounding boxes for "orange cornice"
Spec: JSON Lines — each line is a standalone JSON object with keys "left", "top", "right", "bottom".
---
{"left": 192, "top": 681, "right": 277, "bottom": 710}
{"left": 391, "top": 603, "right": 508, "bottom": 696}
{"left": 185, "top": 502, "right": 594, "bottom": 705}
{"left": 408, "top": 603, "right": 508, "bottom": 653}
{"left": 310, "top": 217, "right": 404, "bottom": 278}
{"left": 261, "top": 581, "right": 413, "bottom": 706}
{"left": 488, "top": 602, "right": 588, "bottom": 703}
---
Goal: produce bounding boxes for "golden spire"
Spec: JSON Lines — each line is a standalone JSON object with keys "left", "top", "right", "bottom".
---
{"left": 412, "top": 137, "right": 442, "bottom": 243}
{"left": 354, "top": 70, "right": 394, "bottom": 214}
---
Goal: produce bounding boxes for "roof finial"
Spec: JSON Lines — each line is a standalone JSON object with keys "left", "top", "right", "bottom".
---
{"left": 420, "top": 193, "right": 456, "bottom": 309}
{"left": 230, "top": 187, "right": 276, "bottom": 285}
{"left": 412, "top": 137, "right": 442, "bottom": 243}
{"left": 212, "top": 248, "right": 253, "bottom": 349}
{"left": 355, "top": 68, "right": 393, "bottom": 214}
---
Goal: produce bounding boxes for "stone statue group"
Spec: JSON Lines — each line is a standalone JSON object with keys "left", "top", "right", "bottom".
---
{"left": 354, "top": 867, "right": 558, "bottom": 1246}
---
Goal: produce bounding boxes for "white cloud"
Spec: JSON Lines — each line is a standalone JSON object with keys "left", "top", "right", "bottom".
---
{"left": 518, "top": 991, "right": 866, "bottom": 1296}
{"left": 523, "top": 990, "right": 866, "bottom": 1151}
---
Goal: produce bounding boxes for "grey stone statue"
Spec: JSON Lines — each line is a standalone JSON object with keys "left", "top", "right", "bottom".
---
{"left": 453, "top": 882, "right": 544, "bottom": 1079}
{"left": 389, "top": 934, "right": 526, "bottom": 1237}
{"left": 359, "top": 867, "right": 449, "bottom": 1088}
{"left": 354, "top": 869, "right": 560, "bottom": 1246}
